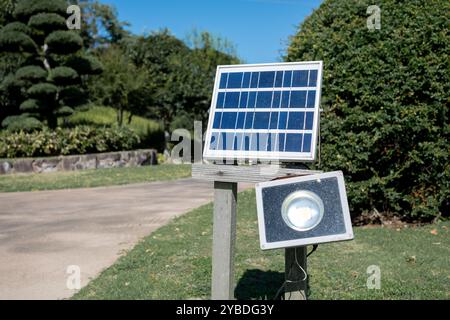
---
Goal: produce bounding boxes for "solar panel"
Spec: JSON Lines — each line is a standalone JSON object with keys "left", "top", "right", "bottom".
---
{"left": 203, "top": 61, "right": 323, "bottom": 162}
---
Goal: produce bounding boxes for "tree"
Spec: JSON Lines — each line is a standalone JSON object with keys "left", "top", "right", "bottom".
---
{"left": 0, "top": 0, "right": 16, "bottom": 26}
{"left": 0, "top": 0, "right": 102, "bottom": 130}
{"left": 76, "top": 0, "right": 129, "bottom": 49}
{"left": 286, "top": 0, "right": 449, "bottom": 220}
{"left": 90, "top": 46, "right": 148, "bottom": 127}
{"left": 184, "top": 30, "right": 240, "bottom": 126}
{"left": 123, "top": 30, "right": 240, "bottom": 132}
{"left": 122, "top": 30, "right": 193, "bottom": 131}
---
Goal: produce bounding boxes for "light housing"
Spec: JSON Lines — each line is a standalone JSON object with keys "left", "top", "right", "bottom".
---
{"left": 255, "top": 171, "right": 354, "bottom": 250}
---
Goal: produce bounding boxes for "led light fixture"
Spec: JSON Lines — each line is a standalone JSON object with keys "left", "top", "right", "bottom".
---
{"left": 255, "top": 171, "right": 354, "bottom": 250}
{"left": 281, "top": 191, "right": 324, "bottom": 231}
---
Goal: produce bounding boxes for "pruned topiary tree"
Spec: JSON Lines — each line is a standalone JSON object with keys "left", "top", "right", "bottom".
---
{"left": 286, "top": 0, "right": 449, "bottom": 220}
{"left": 0, "top": 0, "right": 102, "bottom": 130}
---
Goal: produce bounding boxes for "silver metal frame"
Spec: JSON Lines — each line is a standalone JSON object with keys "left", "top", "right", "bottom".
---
{"left": 255, "top": 171, "right": 354, "bottom": 250}
{"left": 203, "top": 61, "right": 324, "bottom": 162}
{"left": 281, "top": 190, "right": 324, "bottom": 232}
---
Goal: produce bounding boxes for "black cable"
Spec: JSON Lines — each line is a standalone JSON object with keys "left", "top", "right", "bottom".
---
{"left": 307, "top": 244, "right": 318, "bottom": 257}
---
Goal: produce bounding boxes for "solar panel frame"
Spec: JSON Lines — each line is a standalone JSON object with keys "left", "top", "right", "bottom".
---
{"left": 203, "top": 61, "right": 323, "bottom": 162}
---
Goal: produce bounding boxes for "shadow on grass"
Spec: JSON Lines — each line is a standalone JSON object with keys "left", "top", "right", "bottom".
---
{"left": 234, "top": 269, "right": 285, "bottom": 300}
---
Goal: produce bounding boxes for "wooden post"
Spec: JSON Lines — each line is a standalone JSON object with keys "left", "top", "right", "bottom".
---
{"left": 211, "top": 181, "right": 237, "bottom": 300}
{"left": 192, "top": 164, "right": 318, "bottom": 300}
{"left": 284, "top": 247, "right": 307, "bottom": 300}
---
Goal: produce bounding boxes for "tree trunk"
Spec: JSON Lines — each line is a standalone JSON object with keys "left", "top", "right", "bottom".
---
{"left": 47, "top": 112, "right": 58, "bottom": 129}
{"left": 117, "top": 108, "right": 124, "bottom": 127}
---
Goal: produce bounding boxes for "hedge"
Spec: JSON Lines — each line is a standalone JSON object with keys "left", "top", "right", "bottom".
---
{"left": 0, "top": 126, "right": 141, "bottom": 158}
{"left": 286, "top": 0, "right": 449, "bottom": 220}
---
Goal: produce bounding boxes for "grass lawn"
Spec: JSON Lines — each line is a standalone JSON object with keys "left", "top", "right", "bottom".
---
{"left": 72, "top": 189, "right": 450, "bottom": 300}
{"left": 0, "top": 164, "right": 191, "bottom": 192}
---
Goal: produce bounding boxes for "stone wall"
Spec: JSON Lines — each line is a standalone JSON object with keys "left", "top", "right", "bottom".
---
{"left": 0, "top": 149, "right": 157, "bottom": 175}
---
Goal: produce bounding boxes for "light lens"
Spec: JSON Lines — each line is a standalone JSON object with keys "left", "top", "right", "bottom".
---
{"left": 281, "top": 191, "right": 324, "bottom": 231}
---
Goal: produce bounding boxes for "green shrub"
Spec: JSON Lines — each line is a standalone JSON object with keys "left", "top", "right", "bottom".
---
{"left": 67, "top": 106, "right": 165, "bottom": 151}
{"left": 0, "top": 126, "right": 141, "bottom": 158}
{"left": 286, "top": 0, "right": 449, "bottom": 220}
{"left": 55, "top": 106, "right": 74, "bottom": 117}
{"left": 15, "top": 65, "right": 47, "bottom": 81}
{"left": 0, "top": 30, "right": 36, "bottom": 52}
{"left": 13, "top": 0, "right": 67, "bottom": 21}
{"left": 19, "top": 99, "right": 43, "bottom": 112}
{"left": 65, "top": 55, "right": 103, "bottom": 75}
{"left": 1, "top": 114, "right": 42, "bottom": 132}
{"left": 1, "top": 22, "right": 32, "bottom": 35}
{"left": 50, "top": 66, "right": 78, "bottom": 84}
{"left": 59, "top": 86, "right": 86, "bottom": 107}
{"left": 27, "top": 82, "right": 57, "bottom": 98}
{"left": 28, "top": 13, "right": 66, "bottom": 32}
{"left": 45, "top": 31, "right": 83, "bottom": 54}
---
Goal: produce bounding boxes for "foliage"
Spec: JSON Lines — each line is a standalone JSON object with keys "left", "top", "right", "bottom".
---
{"left": 286, "top": 0, "right": 449, "bottom": 220}
{"left": 0, "top": 125, "right": 141, "bottom": 158}
{"left": 19, "top": 99, "right": 41, "bottom": 112}
{"left": 13, "top": 0, "right": 66, "bottom": 20}
{"left": 1, "top": 113, "right": 42, "bottom": 131}
{"left": 15, "top": 65, "right": 47, "bottom": 81}
{"left": 122, "top": 30, "right": 240, "bottom": 132}
{"left": 1, "top": 21, "right": 32, "bottom": 35}
{"left": 28, "top": 12, "right": 67, "bottom": 32}
{"left": 45, "top": 30, "right": 83, "bottom": 54}
{"left": 0, "top": 30, "right": 36, "bottom": 52}
{"left": 50, "top": 66, "right": 78, "bottom": 84}
{"left": 27, "top": 82, "right": 58, "bottom": 98}
{"left": 77, "top": 0, "right": 130, "bottom": 49}
{"left": 89, "top": 46, "right": 149, "bottom": 127}
{"left": 66, "top": 106, "right": 165, "bottom": 151}
{"left": 0, "top": 0, "right": 15, "bottom": 25}
{"left": 0, "top": 0, "right": 102, "bottom": 130}
{"left": 65, "top": 54, "right": 103, "bottom": 75}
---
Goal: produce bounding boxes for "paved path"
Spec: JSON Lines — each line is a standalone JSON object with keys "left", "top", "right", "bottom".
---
{"left": 0, "top": 178, "right": 252, "bottom": 300}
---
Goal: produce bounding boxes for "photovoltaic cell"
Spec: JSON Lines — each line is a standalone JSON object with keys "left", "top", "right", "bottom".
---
{"left": 287, "top": 112, "right": 305, "bottom": 130}
{"left": 204, "top": 62, "right": 322, "bottom": 162}
{"left": 250, "top": 72, "right": 259, "bottom": 88}
{"left": 283, "top": 71, "right": 292, "bottom": 87}
{"left": 290, "top": 91, "right": 307, "bottom": 108}
{"left": 224, "top": 92, "right": 240, "bottom": 108}
{"left": 256, "top": 92, "right": 272, "bottom": 108}
{"left": 258, "top": 71, "right": 275, "bottom": 88}
{"left": 227, "top": 72, "right": 243, "bottom": 88}
{"left": 242, "top": 72, "right": 251, "bottom": 88}
{"left": 254, "top": 112, "right": 270, "bottom": 129}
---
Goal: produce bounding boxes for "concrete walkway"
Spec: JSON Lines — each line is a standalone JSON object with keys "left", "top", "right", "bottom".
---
{"left": 0, "top": 178, "right": 251, "bottom": 300}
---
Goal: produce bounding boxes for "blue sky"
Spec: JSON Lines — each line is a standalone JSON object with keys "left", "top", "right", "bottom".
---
{"left": 104, "top": 0, "right": 323, "bottom": 63}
